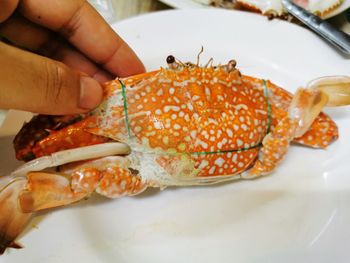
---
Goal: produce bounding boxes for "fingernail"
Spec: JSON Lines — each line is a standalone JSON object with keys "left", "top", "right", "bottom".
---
{"left": 79, "top": 76, "right": 103, "bottom": 110}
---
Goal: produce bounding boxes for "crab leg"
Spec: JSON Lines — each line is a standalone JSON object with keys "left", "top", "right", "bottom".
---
{"left": 11, "top": 142, "right": 130, "bottom": 177}
{"left": 0, "top": 179, "right": 31, "bottom": 254}
{"left": 0, "top": 143, "right": 131, "bottom": 253}
{"left": 18, "top": 162, "right": 145, "bottom": 214}
{"left": 19, "top": 155, "right": 146, "bottom": 211}
{"left": 244, "top": 76, "right": 350, "bottom": 178}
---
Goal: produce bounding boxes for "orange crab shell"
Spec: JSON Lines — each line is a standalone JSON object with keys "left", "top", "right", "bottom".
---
{"left": 15, "top": 66, "right": 338, "bottom": 178}
{"left": 89, "top": 67, "right": 271, "bottom": 176}
{"left": 88, "top": 66, "right": 338, "bottom": 176}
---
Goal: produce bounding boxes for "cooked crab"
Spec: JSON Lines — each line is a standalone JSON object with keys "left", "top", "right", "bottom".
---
{"left": 0, "top": 55, "right": 349, "bottom": 254}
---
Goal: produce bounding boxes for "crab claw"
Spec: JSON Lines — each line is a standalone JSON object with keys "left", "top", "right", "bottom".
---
{"left": 0, "top": 178, "right": 33, "bottom": 254}
{"left": 0, "top": 173, "right": 92, "bottom": 255}
{"left": 0, "top": 143, "right": 131, "bottom": 254}
{"left": 18, "top": 172, "right": 87, "bottom": 213}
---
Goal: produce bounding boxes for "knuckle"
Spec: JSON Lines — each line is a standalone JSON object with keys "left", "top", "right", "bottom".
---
{"left": 42, "top": 60, "right": 68, "bottom": 104}
{"left": 59, "top": 0, "right": 85, "bottom": 39}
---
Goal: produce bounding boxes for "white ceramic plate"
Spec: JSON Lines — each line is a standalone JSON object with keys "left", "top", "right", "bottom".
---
{"left": 159, "top": 0, "right": 350, "bottom": 18}
{"left": 1, "top": 9, "right": 350, "bottom": 263}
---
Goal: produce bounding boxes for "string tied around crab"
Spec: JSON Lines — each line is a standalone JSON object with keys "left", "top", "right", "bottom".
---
{"left": 118, "top": 78, "right": 272, "bottom": 155}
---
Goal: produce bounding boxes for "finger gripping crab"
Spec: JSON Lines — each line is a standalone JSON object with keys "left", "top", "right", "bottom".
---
{"left": 0, "top": 55, "right": 349, "bottom": 254}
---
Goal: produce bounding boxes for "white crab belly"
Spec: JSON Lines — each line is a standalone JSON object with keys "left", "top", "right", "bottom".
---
{"left": 236, "top": 0, "right": 343, "bottom": 16}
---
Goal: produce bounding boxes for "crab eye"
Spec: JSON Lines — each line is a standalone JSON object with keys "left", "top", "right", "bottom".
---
{"left": 227, "top": 59, "right": 237, "bottom": 72}
{"left": 166, "top": 55, "right": 175, "bottom": 64}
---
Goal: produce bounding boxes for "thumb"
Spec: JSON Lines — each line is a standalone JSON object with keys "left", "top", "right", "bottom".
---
{"left": 0, "top": 42, "right": 103, "bottom": 115}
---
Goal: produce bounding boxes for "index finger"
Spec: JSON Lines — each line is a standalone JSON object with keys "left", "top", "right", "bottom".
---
{"left": 19, "top": 0, "right": 145, "bottom": 77}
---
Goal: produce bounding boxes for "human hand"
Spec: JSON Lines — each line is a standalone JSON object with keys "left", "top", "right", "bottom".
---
{"left": 0, "top": 0, "right": 145, "bottom": 115}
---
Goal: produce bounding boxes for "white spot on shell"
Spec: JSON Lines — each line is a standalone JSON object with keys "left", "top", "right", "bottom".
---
{"left": 190, "top": 130, "right": 197, "bottom": 138}
{"left": 156, "top": 89, "right": 163, "bottom": 96}
{"left": 174, "top": 124, "right": 181, "bottom": 130}
{"left": 187, "top": 103, "right": 194, "bottom": 111}
{"left": 205, "top": 87, "right": 211, "bottom": 98}
{"left": 209, "top": 166, "right": 216, "bottom": 175}
{"left": 177, "top": 143, "right": 186, "bottom": 151}
{"left": 192, "top": 95, "right": 200, "bottom": 101}
{"left": 214, "top": 157, "right": 225, "bottom": 167}
{"left": 198, "top": 160, "right": 209, "bottom": 169}
{"left": 227, "top": 128, "right": 233, "bottom": 137}
{"left": 232, "top": 154, "right": 238, "bottom": 162}
{"left": 163, "top": 136, "right": 169, "bottom": 145}
{"left": 120, "top": 180, "right": 126, "bottom": 189}
{"left": 164, "top": 106, "right": 180, "bottom": 113}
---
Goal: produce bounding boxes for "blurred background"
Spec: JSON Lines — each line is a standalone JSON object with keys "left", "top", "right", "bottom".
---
{"left": 88, "top": 0, "right": 170, "bottom": 22}
{"left": 89, "top": 0, "right": 350, "bottom": 33}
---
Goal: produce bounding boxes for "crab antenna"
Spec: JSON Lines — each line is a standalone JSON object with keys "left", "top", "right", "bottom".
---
{"left": 196, "top": 46, "right": 204, "bottom": 66}
{"left": 205, "top": 57, "right": 214, "bottom": 68}
{"left": 176, "top": 58, "right": 186, "bottom": 67}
